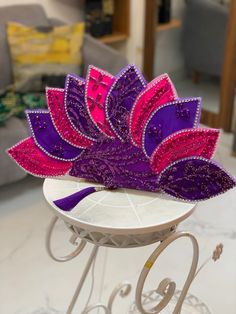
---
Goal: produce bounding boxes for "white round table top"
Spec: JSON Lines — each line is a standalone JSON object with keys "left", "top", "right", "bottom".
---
{"left": 43, "top": 177, "right": 196, "bottom": 236}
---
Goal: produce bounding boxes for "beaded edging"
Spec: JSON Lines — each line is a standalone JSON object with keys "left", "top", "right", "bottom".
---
{"left": 85, "top": 65, "right": 115, "bottom": 139}
{"left": 105, "top": 64, "right": 147, "bottom": 142}
{"left": 26, "top": 110, "right": 83, "bottom": 162}
{"left": 141, "top": 97, "right": 202, "bottom": 158}
{"left": 157, "top": 156, "right": 236, "bottom": 202}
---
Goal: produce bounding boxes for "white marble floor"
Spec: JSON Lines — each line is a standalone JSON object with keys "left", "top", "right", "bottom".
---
{"left": 0, "top": 131, "right": 236, "bottom": 314}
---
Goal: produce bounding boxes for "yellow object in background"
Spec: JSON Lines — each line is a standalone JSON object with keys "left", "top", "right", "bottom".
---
{"left": 7, "top": 22, "right": 85, "bottom": 92}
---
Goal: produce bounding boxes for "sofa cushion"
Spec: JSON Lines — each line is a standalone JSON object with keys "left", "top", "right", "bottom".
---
{"left": 0, "top": 4, "right": 50, "bottom": 91}
{"left": 7, "top": 22, "right": 85, "bottom": 92}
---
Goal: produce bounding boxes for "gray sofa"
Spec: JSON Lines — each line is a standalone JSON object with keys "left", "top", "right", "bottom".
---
{"left": 182, "top": 0, "right": 228, "bottom": 77}
{"left": 0, "top": 4, "right": 127, "bottom": 186}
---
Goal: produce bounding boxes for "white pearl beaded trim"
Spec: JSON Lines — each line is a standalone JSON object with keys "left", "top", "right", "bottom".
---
{"left": 46, "top": 87, "right": 88, "bottom": 149}
{"left": 141, "top": 97, "right": 202, "bottom": 158}
{"left": 157, "top": 156, "right": 236, "bottom": 202}
{"left": 104, "top": 64, "right": 147, "bottom": 142}
{"left": 6, "top": 137, "right": 70, "bottom": 178}
{"left": 84, "top": 65, "right": 115, "bottom": 139}
{"left": 26, "top": 110, "right": 82, "bottom": 162}
{"left": 149, "top": 127, "right": 221, "bottom": 167}
{"left": 129, "top": 73, "right": 178, "bottom": 147}
{"left": 64, "top": 73, "right": 97, "bottom": 142}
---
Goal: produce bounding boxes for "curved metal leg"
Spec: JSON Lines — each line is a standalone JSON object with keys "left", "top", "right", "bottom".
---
{"left": 46, "top": 216, "right": 86, "bottom": 262}
{"left": 133, "top": 231, "right": 223, "bottom": 314}
{"left": 67, "top": 245, "right": 99, "bottom": 314}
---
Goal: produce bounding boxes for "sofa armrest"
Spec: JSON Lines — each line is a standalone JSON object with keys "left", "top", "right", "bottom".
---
{"left": 82, "top": 34, "right": 128, "bottom": 76}
{"left": 183, "top": 0, "right": 228, "bottom": 76}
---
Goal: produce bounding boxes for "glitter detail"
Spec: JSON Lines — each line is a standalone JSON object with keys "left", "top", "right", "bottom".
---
{"left": 64, "top": 74, "right": 103, "bottom": 141}
{"left": 70, "top": 139, "right": 158, "bottom": 191}
{"left": 7, "top": 65, "right": 236, "bottom": 203}
{"left": 105, "top": 64, "right": 147, "bottom": 141}
{"left": 130, "top": 74, "right": 178, "bottom": 147}
{"left": 142, "top": 97, "right": 201, "bottom": 157}
{"left": 7, "top": 137, "right": 72, "bottom": 177}
{"left": 26, "top": 110, "right": 83, "bottom": 161}
{"left": 85, "top": 65, "right": 115, "bottom": 137}
{"left": 151, "top": 128, "right": 220, "bottom": 173}
{"left": 158, "top": 157, "right": 236, "bottom": 201}
{"left": 47, "top": 87, "right": 92, "bottom": 148}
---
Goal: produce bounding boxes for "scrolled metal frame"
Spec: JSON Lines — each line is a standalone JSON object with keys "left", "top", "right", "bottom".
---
{"left": 46, "top": 216, "right": 86, "bottom": 262}
{"left": 46, "top": 216, "right": 222, "bottom": 314}
{"left": 135, "top": 231, "right": 199, "bottom": 314}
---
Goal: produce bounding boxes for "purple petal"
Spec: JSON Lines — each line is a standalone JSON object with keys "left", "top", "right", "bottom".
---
{"left": 105, "top": 65, "right": 147, "bottom": 141}
{"left": 143, "top": 97, "right": 201, "bottom": 157}
{"left": 26, "top": 110, "right": 83, "bottom": 161}
{"left": 64, "top": 74, "right": 103, "bottom": 141}
{"left": 158, "top": 157, "right": 236, "bottom": 201}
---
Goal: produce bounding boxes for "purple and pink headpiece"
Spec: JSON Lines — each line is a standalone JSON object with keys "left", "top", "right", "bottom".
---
{"left": 8, "top": 65, "right": 236, "bottom": 210}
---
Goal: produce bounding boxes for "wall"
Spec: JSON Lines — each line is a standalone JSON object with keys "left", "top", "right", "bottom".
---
{"left": 154, "top": 0, "right": 186, "bottom": 79}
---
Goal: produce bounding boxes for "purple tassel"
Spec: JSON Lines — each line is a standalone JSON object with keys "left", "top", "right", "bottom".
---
{"left": 54, "top": 186, "right": 104, "bottom": 211}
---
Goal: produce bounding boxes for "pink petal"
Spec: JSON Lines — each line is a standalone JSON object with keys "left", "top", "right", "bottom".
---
{"left": 7, "top": 137, "right": 72, "bottom": 177}
{"left": 130, "top": 74, "right": 177, "bottom": 147}
{"left": 151, "top": 128, "right": 220, "bottom": 173}
{"left": 86, "top": 66, "right": 115, "bottom": 137}
{"left": 47, "top": 87, "right": 92, "bottom": 148}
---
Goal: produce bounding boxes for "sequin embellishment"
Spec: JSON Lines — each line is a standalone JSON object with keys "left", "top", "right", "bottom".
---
{"left": 158, "top": 157, "right": 236, "bottom": 201}
{"left": 47, "top": 88, "right": 92, "bottom": 148}
{"left": 70, "top": 139, "right": 158, "bottom": 191}
{"left": 8, "top": 137, "right": 72, "bottom": 177}
{"left": 65, "top": 74, "right": 103, "bottom": 141}
{"left": 86, "top": 66, "right": 115, "bottom": 137}
{"left": 26, "top": 110, "right": 83, "bottom": 161}
{"left": 143, "top": 98, "right": 201, "bottom": 157}
{"left": 130, "top": 74, "right": 177, "bottom": 147}
{"left": 106, "top": 65, "right": 147, "bottom": 141}
{"left": 151, "top": 128, "right": 220, "bottom": 173}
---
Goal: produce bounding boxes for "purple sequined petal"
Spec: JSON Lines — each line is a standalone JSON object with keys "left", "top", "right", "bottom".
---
{"left": 158, "top": 157, "right": 236, "bottom": 201}
{"left": 65, "top": 74, "right": 103, "bottom": 141}
{"left": 143, "top": 98, "right": 201, "bottom": 157}
{"left": 26, "top": 110, "right": 83, "bottom": 161}
{"left": 70, "top": 139, "right": 158, "bottom": 192}
{"left": 106, "top": 65, "right": 147, "bottom": 141}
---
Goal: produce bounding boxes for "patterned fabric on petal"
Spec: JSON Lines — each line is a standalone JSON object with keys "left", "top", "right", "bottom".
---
{"left": 26, "top": 110, "right": 83, "bottom": 161}
{"left": 143, "top": 98, "right": 201, "bottom": 157}
{"left": 47, "top": 87, "right": 92, "bottom": 148}
{"left": 8, "top": 137, "right": 72, "bottom": 177}
{"left": 86, "top": 66, "right": 115, "bottom": 137}
{"left": 70, "top": 139, "right": 158, "bottom": 192}
{"left": 64, "top": 74, "right": 103, "bottom": 141}
{"left": 106, "top": 65, "right": 147, "bottom": 141}
{"left": 130, "top": 74, "right": 177, "bottom": 147}
{"left": 158, "top": 157, "right": 236, "bottom": 201}
{"left": 151, "top": 128, "right": 219, "bottom": 173}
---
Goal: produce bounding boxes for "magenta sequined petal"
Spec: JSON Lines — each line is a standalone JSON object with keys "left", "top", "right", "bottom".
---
{"left": 47, "top": 87, "right": 92, "bottom": 148}
{"left": 130, "top": 74, "right": 178, "bottom": 147}
{"left": 151, "top": 128, "right": 220, "bottom": 173}
{"left": 65, "top": 74, "right": 103, "bottom": 141}
{"left": 143, "top": 97, "right": 201, "bottom": 157}
{"left": 86, "top": 66, "right": 115, "bottom": 137}
{"left": 26, "top": 110, "right": 83, "bottom": 161}
{"left": 105, "top": 65, "right": 147, "bottom": 141}
{"left": 158, "top": 157, "right": 236, "bottom": 201}
{"left": 7, "top": 137, "right": 72, "bottom": 177}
